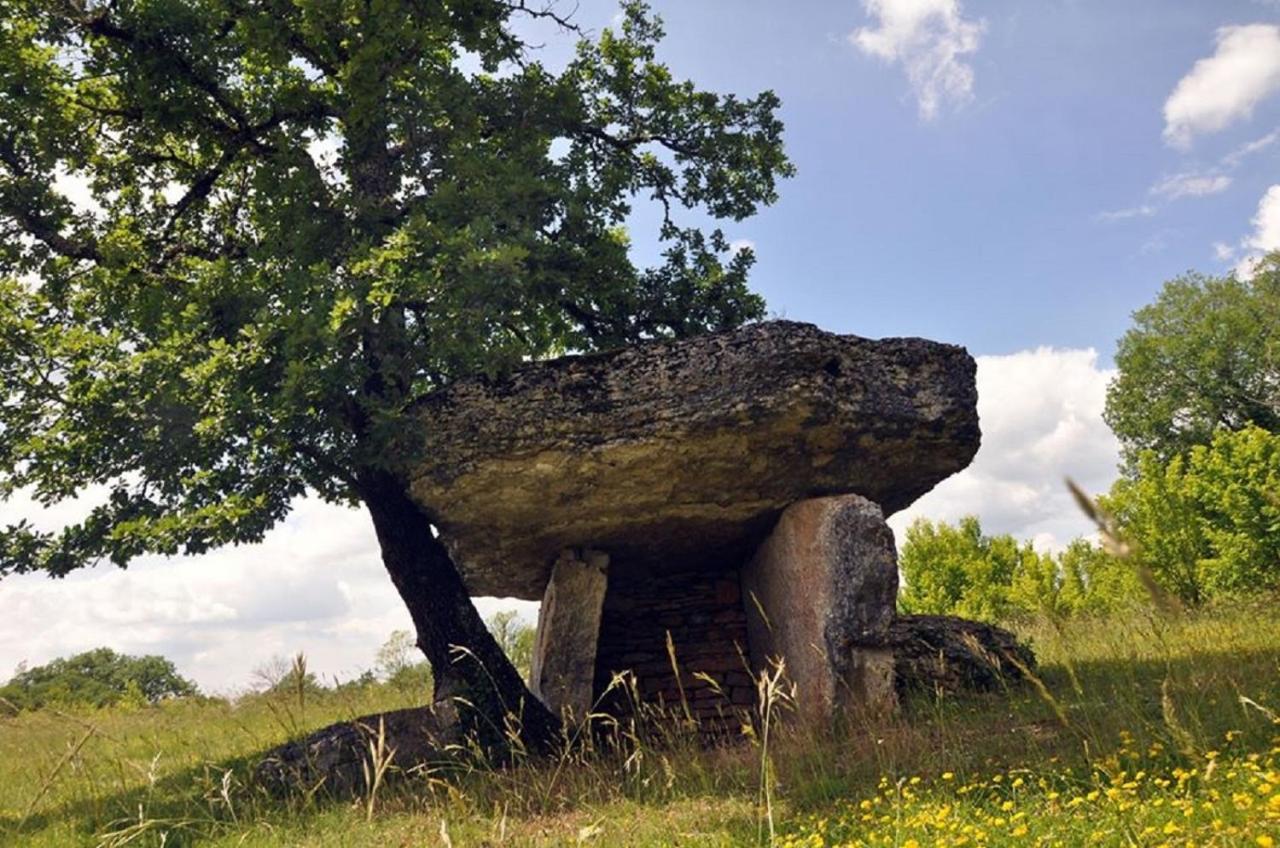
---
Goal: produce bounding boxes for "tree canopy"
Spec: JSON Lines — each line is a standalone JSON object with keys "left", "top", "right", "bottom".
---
{"left": 0, "top": 0, "right": 793, "bottom": 751}
{"left": 0, "top": 647, "right": 197, "bottom": 711}
{"left": 1104, "top": 257, "right": 1280, "bottom": 469}
{"left": 0, "top": 0, "right": 792, "bottom": 576}
{"left": 1101, "top": 425, "right": 1280, "bottom": 606}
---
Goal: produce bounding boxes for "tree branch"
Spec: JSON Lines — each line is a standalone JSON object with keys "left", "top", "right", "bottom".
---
{"left": 501, "top": 0, "right": 583, "bottom": 34}
{"left": 572, "top": 122, "right": 699, "bottom": 157}
{"left": 77, "top": 5, "right": 252, "bottom": 135}
{"left": 0, "top": 137, "right": 100, "bottom": 263}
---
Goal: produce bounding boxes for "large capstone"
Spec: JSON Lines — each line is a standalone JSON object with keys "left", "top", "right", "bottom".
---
{"left": 408, "top": 320, "right": 980, "bottom": 600}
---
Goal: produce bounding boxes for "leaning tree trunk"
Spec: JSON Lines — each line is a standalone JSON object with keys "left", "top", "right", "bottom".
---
{"left": 357, "top": 468, "right": 561, "bottom": 757}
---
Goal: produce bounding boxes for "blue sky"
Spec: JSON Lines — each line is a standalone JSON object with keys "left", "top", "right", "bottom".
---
{"left": 3, "top": 1, "right": 1280, "bottom": 690}
{"left": 573, "top": 0, "right": 1280, "bottom": 358}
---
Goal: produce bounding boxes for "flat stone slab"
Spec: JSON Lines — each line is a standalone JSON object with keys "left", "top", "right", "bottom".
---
{"left": 407, "top": 321, "right": 980, "bottom": 599}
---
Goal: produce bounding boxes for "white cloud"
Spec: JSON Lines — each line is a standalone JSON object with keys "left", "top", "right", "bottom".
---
{"left": 888, "top": 348, "right": 1121, "bottom": 553}
{"left": 850, "top": 0, "right": 985, "bottom": 121}
{"left": 730, "top": 238, "right": 756, "bottom": 254}
{"left": 1163, "top": 24, "right": 1280, "bottom": 148}
{"left": 0, "top": 497, "right": 535, "bottom": 693}
{"left": 1222, "top": 128, "right": 1280, "bottom": 167}
{"left": 1098, "top": 126, "right": 1275, "bottom": 226}
{"left": 1139, "top": 231, "right": 1170, "bottom": 256}
{"left": 1095, "top": 204, "right": 1156, "bottom": 223}
{"left": 1243, "top": 184, "right": 1280, "bottom": 251}
{"left": 1232, "top": 183, "right": 1280, "bottom": 277}
{"left": 1150, "top": 172, "right": 1233, "bottom": 200}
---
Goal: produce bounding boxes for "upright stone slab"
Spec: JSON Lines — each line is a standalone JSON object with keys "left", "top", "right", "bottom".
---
{"left": 742, "top": 495, "right": 899, "bottom": 723}
{"left": 529, "top": 549, "right": 609, "bottom": 719}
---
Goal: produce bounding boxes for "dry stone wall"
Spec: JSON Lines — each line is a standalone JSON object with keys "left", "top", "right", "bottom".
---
{"left": 592, "top": 568, "right": 755, "bottom": 726}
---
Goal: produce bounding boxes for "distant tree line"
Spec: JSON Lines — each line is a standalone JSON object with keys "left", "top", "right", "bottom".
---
{"left": 899, "top": 517, "right": 1137, "bottom": 621}
{"left": 0, "top": 647, "right": 197, "bottom": 712}
{"left": 903, "top": 255, "right": 1280, "bottom": 618}
{"left": 1, "top": 612, "right": 534, "bottom": 713}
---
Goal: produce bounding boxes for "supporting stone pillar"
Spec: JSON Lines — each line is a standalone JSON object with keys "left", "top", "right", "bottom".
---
{"left": 529, "top": 548, "right": 609, "bottom": 720}
{"left": 741, "top": 495, "right": 899, "bottom": 724}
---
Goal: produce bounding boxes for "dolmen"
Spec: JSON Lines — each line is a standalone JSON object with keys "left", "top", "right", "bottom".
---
{"left": 256, "top": 320, "right": 1036, "bottom": 793}
{"left": 410, "top": 320, "right": 995, "bottom": 726}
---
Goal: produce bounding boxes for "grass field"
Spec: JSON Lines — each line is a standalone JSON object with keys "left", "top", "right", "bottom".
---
{"left": 2, "top": 600, "right": 1279, "bottom": 847}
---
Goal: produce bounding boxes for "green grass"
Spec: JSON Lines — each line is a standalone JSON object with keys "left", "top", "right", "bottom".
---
{"left": 2, "top": 600, "right": 1279, "bottom": 846}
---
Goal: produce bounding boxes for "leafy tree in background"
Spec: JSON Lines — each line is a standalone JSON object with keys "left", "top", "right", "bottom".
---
{"left": 486, "top": 609, "right": 535, "bottom": 678}
{"left": 376, "top": 628, "right": 432, "bottom": 695}
{"left": 253, "top": 652, "right": 325, "bottom": 697}
{"left": 899, "top": 517, "right": 1137, "bottom": 621}
{"left": 0, "top": 647, "right": 197, "bottom": 711}
{"left": 1105, "top": 257, "right": 1280, "bottom": 469}
{"left": 898, "top": 516, "right": 1025, "bottom": 621}
{"left": 1102, "top": 425, "right": 1280, "bottom": 605}
{"left": 0, "top": 1, "right": 791, "bottom": 752}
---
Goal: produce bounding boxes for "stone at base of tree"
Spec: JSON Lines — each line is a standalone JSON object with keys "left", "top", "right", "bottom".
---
{"left": 254, "top": 706, "right": 451, "bottom": 796}
{"left": 888, "top": 615, "right": 1036, "bottom": 696}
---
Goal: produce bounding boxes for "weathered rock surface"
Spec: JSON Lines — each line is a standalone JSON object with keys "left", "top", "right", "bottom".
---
{"left": 742, "top": 495, "right": 900, "bottom": 722}
{"left": 530, "top": 549, "right": 609, "bottom": 719}
{"left": 408, "top": 321, "right": 979, "bottom": 599}
{"left": 255, "top": 706, "right": 446, "bottom": 796}
{"left": 888, "top": 615, "right": 1036, "bottom": 695}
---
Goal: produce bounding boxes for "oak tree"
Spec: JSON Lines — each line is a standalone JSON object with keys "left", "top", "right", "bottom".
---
{"left": 1105, "top": 257, "right": 1280, "bottom": 468}
{"left": 0, "top": 0, "right": 792, "bottom": 751}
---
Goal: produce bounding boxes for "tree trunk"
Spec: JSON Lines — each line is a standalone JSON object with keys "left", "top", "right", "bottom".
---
{"left": 357, "top": 468, "right": 561, "bottom": 757}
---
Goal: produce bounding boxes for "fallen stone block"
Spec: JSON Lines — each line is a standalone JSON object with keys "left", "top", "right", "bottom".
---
{"left": 889, "top": 615, "right": 1036, "bottom": 696}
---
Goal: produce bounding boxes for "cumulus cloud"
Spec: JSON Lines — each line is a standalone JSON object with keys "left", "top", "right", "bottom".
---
{"left": 1163, "top": 24, "right": 1280, "bottom": 148}
{"left": 888, "top": 348, "right": 1121, "bottom": 553}
{"left": 1229, "top": 184, "right": 1280, "bottom": 277}
{"left": 850, "top": 0, "right": 985, "bottom": 121}
{"left": 1243, "top": 184, "right": 1280, "bottom": 252}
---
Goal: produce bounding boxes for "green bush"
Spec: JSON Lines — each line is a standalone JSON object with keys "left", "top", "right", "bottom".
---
{"left": 1102, "top": 425, "right": 1280, "bottom": 605}
{"left": 903, "top": 427, "right": 1280, "bottom": 619}
{"left": 898, "top": 517, "right": 1138, "bottom": 622}
{"left": 0, "top": 647, "right": 198, "bottom": 712}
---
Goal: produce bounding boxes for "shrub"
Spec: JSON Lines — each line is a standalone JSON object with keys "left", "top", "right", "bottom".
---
{"left": 899, "top": 518, "right": 1140, "bottom": 621}
{"left": 1102, "top": 425, "right": 1280, "bottom": 604}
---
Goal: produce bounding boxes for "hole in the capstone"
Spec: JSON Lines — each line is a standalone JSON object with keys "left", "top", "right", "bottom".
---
{"left": 822, "top": 357, "right": 841, "bottom": 377}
